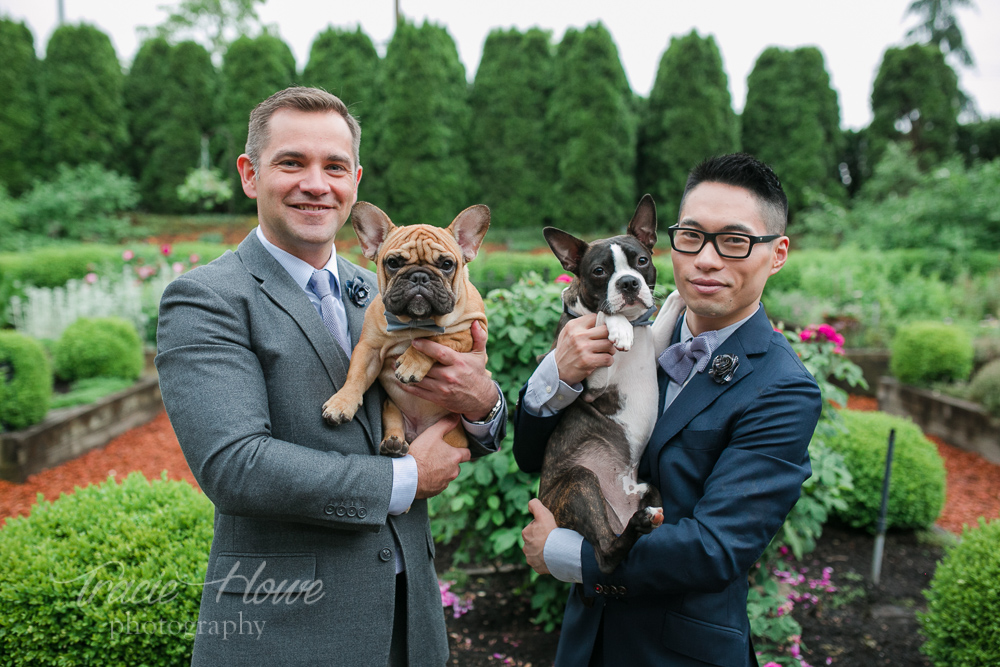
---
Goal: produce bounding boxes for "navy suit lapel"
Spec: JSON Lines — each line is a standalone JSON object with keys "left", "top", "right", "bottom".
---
{"left": 645, "top": 307, "right": 774, "bottom": 479}
{"left": 237, "top": 233, "right": 376, "bottom": 442}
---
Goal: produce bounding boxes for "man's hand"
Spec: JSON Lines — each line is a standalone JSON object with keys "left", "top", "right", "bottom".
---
{"left": 410, "top": 415, "right": 470, "bottom": 499}
{"left": 403, "top": 321, "right": 497, "bottom": 421}
{"left": 554, "top": 314, "right": 616, "bottom": 386}
{"left": 522, "top": 498, "right": 558, "bottom": 575}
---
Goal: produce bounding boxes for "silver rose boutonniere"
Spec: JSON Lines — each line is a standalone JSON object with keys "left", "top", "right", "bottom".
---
{"left": 708, "top": 354, "right": 739, "bottom": 384}
{"left": 345, "top": 278, "right": 372, "bottom": 308}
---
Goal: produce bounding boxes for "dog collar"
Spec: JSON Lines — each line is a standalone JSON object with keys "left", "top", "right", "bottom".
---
{"left": 384, "top": 312, "right": 447, "bottom": 334}
{"left": 563, "top": 304, "right": 658, "bottom": 327}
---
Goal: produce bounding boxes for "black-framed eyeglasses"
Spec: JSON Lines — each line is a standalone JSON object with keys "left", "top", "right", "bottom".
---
{"left": 666, "top": 226, "right": 782, "bottom": 259}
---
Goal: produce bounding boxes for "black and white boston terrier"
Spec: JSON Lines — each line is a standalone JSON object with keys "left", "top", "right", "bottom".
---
{"left": 539, "top": 194, "right": 684, "bottom": 575}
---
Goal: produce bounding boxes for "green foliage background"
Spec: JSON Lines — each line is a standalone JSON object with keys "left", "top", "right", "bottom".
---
{"left": 0, "top": 19, "right": 41, "bottom": 196}
{"left": 0, "top": 330, "right": 52, "bottom": 431}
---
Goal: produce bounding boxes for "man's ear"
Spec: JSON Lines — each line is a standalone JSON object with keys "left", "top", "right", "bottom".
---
{"left": 351, "top": 201, "right": 395, "bottom": 261}
{"left": 769, "top": 237, "right": 790, "bottom": 276}
{"left": 543, "top": 227, "right": 589, "bottom": 275}
{"left": 237, "top": 155, "right": 258, "bottom": 199}
{"left": 448, "top": 205, "right": 490, "bottom": 263}
{"left": 627, "top": 194, "right": 657, "bottom": 250}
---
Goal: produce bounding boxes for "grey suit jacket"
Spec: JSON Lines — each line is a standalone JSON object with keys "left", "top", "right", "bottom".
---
{"left": 156, "top": 231, "right": 449, "bottom": 666}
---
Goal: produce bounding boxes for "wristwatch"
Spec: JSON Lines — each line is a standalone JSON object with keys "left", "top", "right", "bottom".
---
{"left": 468, "top": 382, "right": 505, "bottom": 424}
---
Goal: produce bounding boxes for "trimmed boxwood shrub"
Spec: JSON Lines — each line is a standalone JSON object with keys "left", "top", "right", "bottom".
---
{"left": 53, "top": 317, "right": 144, "bottom": 382}
{"left": 0, "top": 330, "right": 52, "bottom": 431}
{"left": 0, "top": 472, "right": 213, "bottom": 666}
{"left": 890, "top": 321, "right": 974, "bottom": 386}
{"left": 919, "top": 518, "right": 1000, "bottom": 666}
{"left": 969, "top": 358, "right": 1000, "bottom": 418}
{"left": 827, "top": 410, "right": 945, "bottom": 531}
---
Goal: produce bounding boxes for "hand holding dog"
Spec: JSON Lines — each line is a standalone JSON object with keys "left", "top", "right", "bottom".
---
{"left": 411, "top": 414, "right": 470, "bottom": 499}
{"left": 403, "top": 321, "right": 498, "bottom": 421}
{"left": 522, "top": 498, "right": 557, "bottom": 575}
{"left": 554, "top": 314, "right": 617, "bottom": 386}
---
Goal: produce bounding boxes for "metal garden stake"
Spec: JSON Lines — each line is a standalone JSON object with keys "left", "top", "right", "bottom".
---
{"left": 870, "top": 428, "right": 896, "bottom": 586}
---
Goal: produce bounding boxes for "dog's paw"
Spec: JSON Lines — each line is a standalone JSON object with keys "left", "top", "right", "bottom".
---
{"left": 645, "top": 506, "right": 664, "bottom": 528}
{"left": 628, "top": 506, "right": 662, "bottom": 536}
{"left": 380, "top": 435, "right": 409, "bottom": 457}
{"left": 606, "top": 316, "right": 634, "bottom": 351}
{"left": 322, "top": 395, "right": 360, "bottom": 425}
{"left": 394, "top": 353, "right": 432, "bottom": 384}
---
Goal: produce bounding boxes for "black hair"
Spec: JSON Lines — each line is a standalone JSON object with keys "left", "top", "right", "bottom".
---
{"left": 681, "top": 153, "right": 788, "bottom": 234}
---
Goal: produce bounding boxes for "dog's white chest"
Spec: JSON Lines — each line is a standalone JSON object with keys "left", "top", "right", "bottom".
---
{"left": 607, "top": 327, "right": 658, "bottom": 465}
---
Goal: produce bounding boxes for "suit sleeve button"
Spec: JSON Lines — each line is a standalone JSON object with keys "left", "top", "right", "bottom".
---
{"left": 379, "top": 548, "right": 393, "bottom": 562}
{"left": 620, "top": 586, "right": 627, "bottom": 595}
{"left": 347, "top": 506, "right": 357, "bottom": 517}
{"left": 358, "top": 507, "right": 367, "bottom": 518}
{"left": 324, "top": 504, "right": 336, "bottom": 515}
{"left": 336, "top": 506, "right": 347, "bottom": 517}
{"left": 594, "top": 584, "right": 603, "bottom": 594}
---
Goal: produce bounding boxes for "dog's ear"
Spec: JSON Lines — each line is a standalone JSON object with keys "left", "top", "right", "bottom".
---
{"left": 448, "top": 205, "right": 491, "bottom": 263}
{"left": 628, "top": 194, "right": 657, "bottom": 251}
{"left": 544, "top": 227, "right": 589, "bottom": 275}
{"left": 351, "top": 202, "right": 395, "bottom": 260}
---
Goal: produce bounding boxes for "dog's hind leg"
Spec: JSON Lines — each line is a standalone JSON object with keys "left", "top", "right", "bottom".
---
{"left": 380, "top": 398, "right": 409, "bottom": 457}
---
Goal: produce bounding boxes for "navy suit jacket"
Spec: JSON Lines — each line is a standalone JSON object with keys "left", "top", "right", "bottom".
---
{"left": 513, "top": 306, "right": 821, "bottom": 667}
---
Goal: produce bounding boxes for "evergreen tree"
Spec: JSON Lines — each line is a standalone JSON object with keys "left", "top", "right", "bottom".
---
{"left": 219, "top": 32, "right": 296, "bottom": 210}
{"left": 638, "top": 30, "right": 738, "bottom": 220}
{"left": 905, "top": 0, "right": 975, "bottom": 67}
{"left": 380, "top": 20, "right": 472, "bottom": 225}
{"left": 301, "top": 26, "right": 383, "bottom": 206}
{"left": 124, "top": 38, "right": 173, "bottom": 206}
{"left": 468, "top": 27, "right": 555, "bottom": 229}
{"left": 870, "top": 44, "right": 960, "bottom": 169}
{"left": 41, "top": 23, "right": 128, "bottom": 171}
{"left": 0, "top": 18, "right": 41, "bottom": 196}
{"left": 742, "top": 46, "right": 843, "bottom": 217}
{"left": 548, "top": 23, "right": 636, "bottom": 233}
{"left": 957, "top": 117, "right": 1000, "bottom": 165}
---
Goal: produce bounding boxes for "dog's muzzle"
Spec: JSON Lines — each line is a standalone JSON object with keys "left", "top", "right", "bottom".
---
{"left": 383, "top": 269, "right": 456, "bottom": 319}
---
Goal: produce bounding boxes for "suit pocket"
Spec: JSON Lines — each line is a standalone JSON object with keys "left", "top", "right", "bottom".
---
{"left": 661, "top": 610, "right": 745, "bottom": 666}
{"left": 207, "top": 552, "right": 318, "bottom": 595}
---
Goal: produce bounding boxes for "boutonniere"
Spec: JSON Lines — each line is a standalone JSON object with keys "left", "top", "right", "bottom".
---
{"left": 345, "top": 278, "right": 372, "bottom": 307}
{"left": 708, "top": 354, "right": 739, "bottom": 384}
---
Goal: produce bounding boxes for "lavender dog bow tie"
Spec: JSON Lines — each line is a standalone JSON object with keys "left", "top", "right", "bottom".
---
{"left": 657, "top": 331, "right": 719, "bottom": 385}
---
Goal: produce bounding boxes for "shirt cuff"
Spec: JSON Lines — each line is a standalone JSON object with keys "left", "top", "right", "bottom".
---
{"left": 461, "top": 381, "right": 506, "bottom": 448}
{"left": 523, "top": 352, "right": 583, "bottom": 417}
{"left": 389, "top": 455, "right": 418, "bottom": 515}
{"left": 543, "top": 528, "right": 584, "bottom": 584}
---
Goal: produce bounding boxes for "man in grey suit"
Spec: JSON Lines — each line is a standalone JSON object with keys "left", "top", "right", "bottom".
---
{"left": 156, "top": 87, "right": 505, "bottom": 666}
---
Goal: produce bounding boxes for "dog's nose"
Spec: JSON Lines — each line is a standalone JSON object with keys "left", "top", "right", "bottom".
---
{"left": 408, "top": 270, "right": 431, "bottom": 285}
{"left": 617, "top": 276, "right": 640, "bottom": 292}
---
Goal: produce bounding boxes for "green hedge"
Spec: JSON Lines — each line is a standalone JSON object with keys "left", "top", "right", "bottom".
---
{"left": 890, "top": 321, "right": 974, "bottom": 386}
{"left": 53, "top": 317, "right": 144, "bottom": 382}
{"left": 969, "top": 358, "right": 1000, "bottom": 418}
{"left": 0, "top": 473, "right": 213, "bottom": 666}
{"left": 827, "top": 410, "right": 945, "bottom": 532}
{"left": 0, "top": 330, "right": 52, "bottom": 431}
{"left": 919, "top": 518, "right": 1000, "bottom": 667}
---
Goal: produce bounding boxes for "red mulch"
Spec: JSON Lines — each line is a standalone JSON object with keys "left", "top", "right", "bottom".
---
{"left": 2, "top": 399, "right": 999, "bottom": 535}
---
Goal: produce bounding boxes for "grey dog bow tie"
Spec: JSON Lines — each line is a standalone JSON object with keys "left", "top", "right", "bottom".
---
{"left": 657, "top": 330, "right": 719, "bottom": 385}
{"left": 384, "top": 312, "right": 446, "bottom": 333}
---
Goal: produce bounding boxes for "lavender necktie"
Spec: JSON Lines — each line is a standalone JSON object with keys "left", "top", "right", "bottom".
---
{"left": 308, "top": 270, "right": 350, "bottom": 354}
{"left": 658, "top": 330, "right": 719, "bottom": 385}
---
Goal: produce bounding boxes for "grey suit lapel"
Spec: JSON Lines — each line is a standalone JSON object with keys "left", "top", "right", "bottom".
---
{"left": 236, "top": 233, "right": 376, "bottom": 442}
{"left": 337, "top": 255, "right": 384, "bottom": 447}
{"left": 646, "top": 307, "right": 773, "bottom": 467}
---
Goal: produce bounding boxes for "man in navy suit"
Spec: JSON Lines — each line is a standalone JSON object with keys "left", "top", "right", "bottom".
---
{"left": 514, "top": 154, "right": 822, "bottom": 666}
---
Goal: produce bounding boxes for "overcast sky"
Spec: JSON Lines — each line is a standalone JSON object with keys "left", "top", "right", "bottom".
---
{"left": 3, "top": 0, "right": 998, "bottom": 130}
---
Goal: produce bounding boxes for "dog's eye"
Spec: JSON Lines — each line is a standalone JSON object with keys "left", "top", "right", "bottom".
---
{"left": 385, "top": 257, "right": 401, "bottom": 271}
{"left": 636, "top": 256, "right": 649, "bottom": 266}
{"left": 593, "top": 266, "right": 606, "bottom": 277}
{"left": 439, "top": 259, "right": 455, "bottom": 272}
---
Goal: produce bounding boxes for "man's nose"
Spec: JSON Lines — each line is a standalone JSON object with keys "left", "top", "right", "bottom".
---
{"left": 299, "top": 165, "right": 330, "bottom": 195}
{"left": 692, "top": 239, "right": 726, "bottom": 269}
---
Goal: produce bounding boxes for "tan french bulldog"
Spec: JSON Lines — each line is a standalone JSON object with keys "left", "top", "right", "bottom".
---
{"left": 321, "top": 201, "right": 490, "bottom": 456}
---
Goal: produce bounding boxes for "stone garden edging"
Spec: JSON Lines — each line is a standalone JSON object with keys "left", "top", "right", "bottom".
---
{"left": 0, "top": 376, "right": 163, "bottom": 483}
{"left": 878, "top": 376, "right": 1000, "bottom": 464}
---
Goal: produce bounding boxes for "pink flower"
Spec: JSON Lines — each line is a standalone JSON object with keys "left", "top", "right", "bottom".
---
{"left": 172, "top": 262, "right": 185, "bottom": 274}
{"left": 161, "top": 244, "right": 172, "bottom": 256}
{"left": 84, "top": 272, "right": 98, "bottom": 284}
{"left": 555, "top": 273, "right": 573, "bottom": 284}
{"left": 763, "top": 662, "right": 783, "bottom": 667}
{"left": 799, "top": 330, "right": 815, "bottom": 342}
{"left": 137, "top": 265, "right": 157, "bottom": 280}
{"left": 189, "top": 254, "right": 200, "bottom": 264}
{"left": 122, "top": 250, "right": 134, "bottom": 261}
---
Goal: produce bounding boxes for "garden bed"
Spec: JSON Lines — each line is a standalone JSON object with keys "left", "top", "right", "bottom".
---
{"left": 878, "top": 376, "right": 1000, "bottom": 464}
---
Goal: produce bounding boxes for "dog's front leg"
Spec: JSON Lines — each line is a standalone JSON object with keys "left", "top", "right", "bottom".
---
{"left": 322, "top": 340, "right": 384, "bottom": 425}
{"left": 603, "top": 312, "right": 635, "bottom": 351}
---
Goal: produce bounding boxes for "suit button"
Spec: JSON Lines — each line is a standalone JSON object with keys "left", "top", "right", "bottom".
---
{"left": 609, "top": 586, "right": 619, "bottom": 596}
{"left": 594, "top": 584, "right": 603, "bottom": 594}
{"left": 358, "top": 507, "right": 367, "bottom": 518}
{"left": 336, "top": 506, "right": 347, "bottom": 517}
{"left": 379, "top": 548, "right": 393, "bottom": 562}
{"left": 347, "top": 506, "right": 357, "bottom": 517}
{"left": 620, "top": 586, "right": 628, "bottom": 596}
{"left": 324, "top": 504, "right": 336, "bottom": 515}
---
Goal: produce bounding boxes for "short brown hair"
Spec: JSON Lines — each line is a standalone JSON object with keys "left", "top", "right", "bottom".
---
{"left": 245, "top": 86, "right": 361, "bottom": 174}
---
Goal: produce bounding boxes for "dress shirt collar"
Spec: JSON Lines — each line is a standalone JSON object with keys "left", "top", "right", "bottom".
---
{"left": 678, "top": 303, "right": 761, "bottom": 348}
{"left": 255, "top": 226, "right": 342, "bottom": 296}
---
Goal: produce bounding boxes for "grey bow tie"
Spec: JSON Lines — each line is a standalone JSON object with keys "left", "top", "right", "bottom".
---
{"left": 658, "top": 331, "right": 719, "bottom": 385}
{"left": 384, "top": 312, "right": 446, "bottom": 334}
